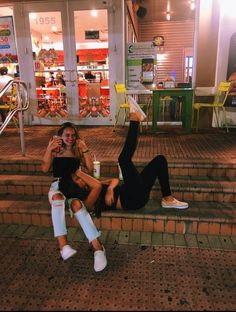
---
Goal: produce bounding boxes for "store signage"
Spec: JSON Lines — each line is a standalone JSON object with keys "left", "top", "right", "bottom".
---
{"left": 153, "top": 35, "right": 165, "bottom": 47}
{"left": 38, "top": 48, "right": 58, "bottom": 66}
{"left": 0, "top": 16, "right": 17, "bottom": 63}
{"left": 127, "top": 42, "right": 156, "bottom": 87}
{"left": 85, "top": 30, "right": 99, "bottom": 40}
{"left": 127, "top": 42, "right": 156, "bottom": 55}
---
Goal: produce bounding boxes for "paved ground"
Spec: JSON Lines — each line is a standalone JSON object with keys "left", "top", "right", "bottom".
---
{"left": 1, "top": 125, "right": 236, "bottom": 311}
{"left": 0, "top": 124, "right": 236, "bottom": 162}
{"left": 0, "top": 224, "right": 236, "bottom": 311}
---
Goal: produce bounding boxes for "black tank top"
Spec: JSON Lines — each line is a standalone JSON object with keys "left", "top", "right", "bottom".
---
{"left": 52, "top": 157, "right": 80, "bottom": 178}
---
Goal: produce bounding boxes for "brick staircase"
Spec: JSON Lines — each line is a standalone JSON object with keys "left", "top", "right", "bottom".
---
{"left": 0, "top": 158, "right": 235, "bottom": 236}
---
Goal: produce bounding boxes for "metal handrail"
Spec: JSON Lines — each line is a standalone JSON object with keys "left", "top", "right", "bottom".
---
{"left": 0, "top": 76, "right": 29, "bottom": 156}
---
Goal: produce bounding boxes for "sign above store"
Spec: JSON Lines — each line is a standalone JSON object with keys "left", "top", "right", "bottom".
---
{"left": 85, "top": 30, "right": 99, "bottom": 40}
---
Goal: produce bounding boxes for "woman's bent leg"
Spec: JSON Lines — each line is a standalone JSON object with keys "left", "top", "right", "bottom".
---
{"left": 140, "top": 155, "right": 171, "bottom": 197}
{"left": 70, "top": 199, "right": 107, "bottom": 272}
{"left": 118, "top": 120, "right": 140, "bottom": 186}
{"left": 141, "top": 155, "right": 188, "bottom": 209}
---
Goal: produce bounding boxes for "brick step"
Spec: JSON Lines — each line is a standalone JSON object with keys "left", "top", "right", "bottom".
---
{"left": 1, "top": 159, "right": 236, "bottom": 178}
{"left": 0, "top": 194, "right": 235, "bottom": 236}
{"left": 0, "top": 174, "right": 236, "bottom": 203}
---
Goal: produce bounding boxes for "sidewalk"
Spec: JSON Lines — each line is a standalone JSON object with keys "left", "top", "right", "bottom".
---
{"left": 0, "top": 224, "right": 236, "bottom": 311}
{"left": 0, "top": 125, "right": 236, "bottom": 311}
{"left": 0, "top": 124, "right": 236, "bottom": 162}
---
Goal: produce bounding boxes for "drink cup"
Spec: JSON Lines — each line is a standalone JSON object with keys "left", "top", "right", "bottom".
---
{"left": 93, "top": 161, "right": 101, "bottom": 179}
{"left": 53, "top": 135, "right": 62, "bottom": 153}
{"left": 118, "top": 163, "right": 123, "bottom": 180}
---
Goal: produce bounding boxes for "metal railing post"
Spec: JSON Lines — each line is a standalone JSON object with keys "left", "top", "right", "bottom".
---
{"left": 0, "top": 76, "right": 29, "bottom": 156}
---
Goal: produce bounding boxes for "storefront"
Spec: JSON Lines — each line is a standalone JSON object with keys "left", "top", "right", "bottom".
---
{"left": 0, "top": 0, "right": 125, "bottom": 126}
{"left": 1, "top": 0, "right": 236, "bottom": 128}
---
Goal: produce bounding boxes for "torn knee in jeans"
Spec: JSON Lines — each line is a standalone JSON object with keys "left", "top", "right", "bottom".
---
{"left": 70, "top": 199, "right": 83, "bottom": 213}
{"left": 52, "top": 193, "right": 64, "bottom": 201}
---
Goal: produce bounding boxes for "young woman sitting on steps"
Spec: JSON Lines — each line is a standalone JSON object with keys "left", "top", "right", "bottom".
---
{"left": 41, "top": 122, "right": 107, "bottom": 272}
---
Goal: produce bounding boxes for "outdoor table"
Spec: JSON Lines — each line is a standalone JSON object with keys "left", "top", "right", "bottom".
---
{"left": 152, "top": 88, "right": 193, "bottom": 133}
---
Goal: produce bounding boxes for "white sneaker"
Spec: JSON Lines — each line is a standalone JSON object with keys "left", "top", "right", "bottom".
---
{"left": 161, "top": 198, "right": 189, "bottom": 209}
{"left": 128, "top": 95, "right": 146, "bottom": 121}
{"left": 94, "top": 246, "right": 107, "bottom": 272}
{"left": 60, "top": 245, "right": 77, "bottom": 261}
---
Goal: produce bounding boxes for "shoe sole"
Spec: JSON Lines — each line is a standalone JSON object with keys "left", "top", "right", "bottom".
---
{"left": 128, "top": 95, "right": 146, "bottom": 121}
{"left": 162, "top": 205, "right": 189, "bottom": 209}
{"left": 94, "top": 261, "right": 107, "bottom": 272}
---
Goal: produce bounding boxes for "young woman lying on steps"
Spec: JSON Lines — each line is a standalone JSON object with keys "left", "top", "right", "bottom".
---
{"left": 41, "top": 122, "right": 107, "bottom": 272}
{"left": 66, "top": 107, "right": 188, "bottom": 217}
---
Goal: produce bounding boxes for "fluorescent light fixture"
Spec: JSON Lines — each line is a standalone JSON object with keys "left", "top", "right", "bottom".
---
{"left": 91, "top": 9, "right": 98, "bottom": 17}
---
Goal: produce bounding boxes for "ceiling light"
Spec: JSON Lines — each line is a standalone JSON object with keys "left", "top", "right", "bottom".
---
{"left": 29, "top": 12, "right": 37, "bottom": 19}
{"left": 190, "top": 0, "right": 195, "bottom": 10}
{"left": 91, "top": 10, "right": 98, "bottom": 17}
{"left": 166, "top": 12, "right": 171, "bottom": 21}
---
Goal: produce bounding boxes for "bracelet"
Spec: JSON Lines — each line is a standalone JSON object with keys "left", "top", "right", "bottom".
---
{"left": 82, "top": 149, "right": 89, "bottom": 154}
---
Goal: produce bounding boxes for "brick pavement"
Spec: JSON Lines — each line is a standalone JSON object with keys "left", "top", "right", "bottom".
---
{"left": 0, "top": 125, "right": 236, "bottom": 162}
{"left": 1, "top": 125, "right": 236, "bottom": 310}
{"left": 0, "top": 224, "right": 236, "bottom": 311}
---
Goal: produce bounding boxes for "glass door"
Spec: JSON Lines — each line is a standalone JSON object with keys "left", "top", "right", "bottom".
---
{"left": 68, "top": 0, "right": 111, "bottom": 125}
{"left": 73, "top": 9, "right": 110, "bottom": 120}
{"left": 29, "top": 10, "right": 68, "bottom": 119}
{"left": 23, "top": 0, "right": 110, "bottom": 125}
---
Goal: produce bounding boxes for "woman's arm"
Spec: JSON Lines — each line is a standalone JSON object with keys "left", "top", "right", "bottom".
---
{"left": 74, "top": 170, "right": 102, "bottom": 211}
{"left": 101, "top": 178, "right": 120, "bottom": 206}
{"left": 101, "top": 178, "right": 120, "bottom": 189}
{"left": 76, "top": 138, "right": 93, "bottom": 173}
{"left": 41, "top": 137, "right": 60, "bottom": 173}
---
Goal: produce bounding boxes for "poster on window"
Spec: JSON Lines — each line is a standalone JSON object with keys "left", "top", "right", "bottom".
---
{"left": 127, "top": 42, "right": 156, "bottom": 88}
{"left": 0, "top": 16, "right": 17, "bottom": 63}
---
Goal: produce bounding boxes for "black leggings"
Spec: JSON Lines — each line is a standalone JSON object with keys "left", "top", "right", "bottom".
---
{"left": 118, "top": 121, "right": 171, "bottom": 210}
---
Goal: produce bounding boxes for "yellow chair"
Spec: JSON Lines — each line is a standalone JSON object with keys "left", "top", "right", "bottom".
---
{"left": 113, "top": 83, "right": 150, "bottom": 132}
{"left": 192, "top": 81, "right": 232, "bottom": 132}
{"left": 113, "top": 83, "right": 130, "bottom": 130}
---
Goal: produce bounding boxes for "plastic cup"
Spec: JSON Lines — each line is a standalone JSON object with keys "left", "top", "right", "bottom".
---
{"left": 53, "top": 135, "right": 62, "bottom": 153}
{"left": 93, "top": 161, "right": 101, "bottom": 179}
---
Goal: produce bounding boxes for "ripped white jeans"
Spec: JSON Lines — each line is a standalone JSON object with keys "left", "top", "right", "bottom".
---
{"left": 48, "top": 179, "right": 100, "bottom": 241}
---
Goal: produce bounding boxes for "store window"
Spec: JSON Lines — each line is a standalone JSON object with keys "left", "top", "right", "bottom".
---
{"left": 0, "top": 7, "right": 18, "bottom": 76}
{"left": 0, "top": 6, "right": 19, "bottom": 124}
{"left": 185, "top": 56, "right": 193, "bottom": 83}
{"left": 74, "top": 9, "right": 109, "bottom": 118}
{"left": 29, "top": 11, "right": 68, "bottom": 119}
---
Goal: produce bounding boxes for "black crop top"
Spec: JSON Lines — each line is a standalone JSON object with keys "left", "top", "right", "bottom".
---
{"left": 52, "top": 157, "right": 80, "bottom": 178}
